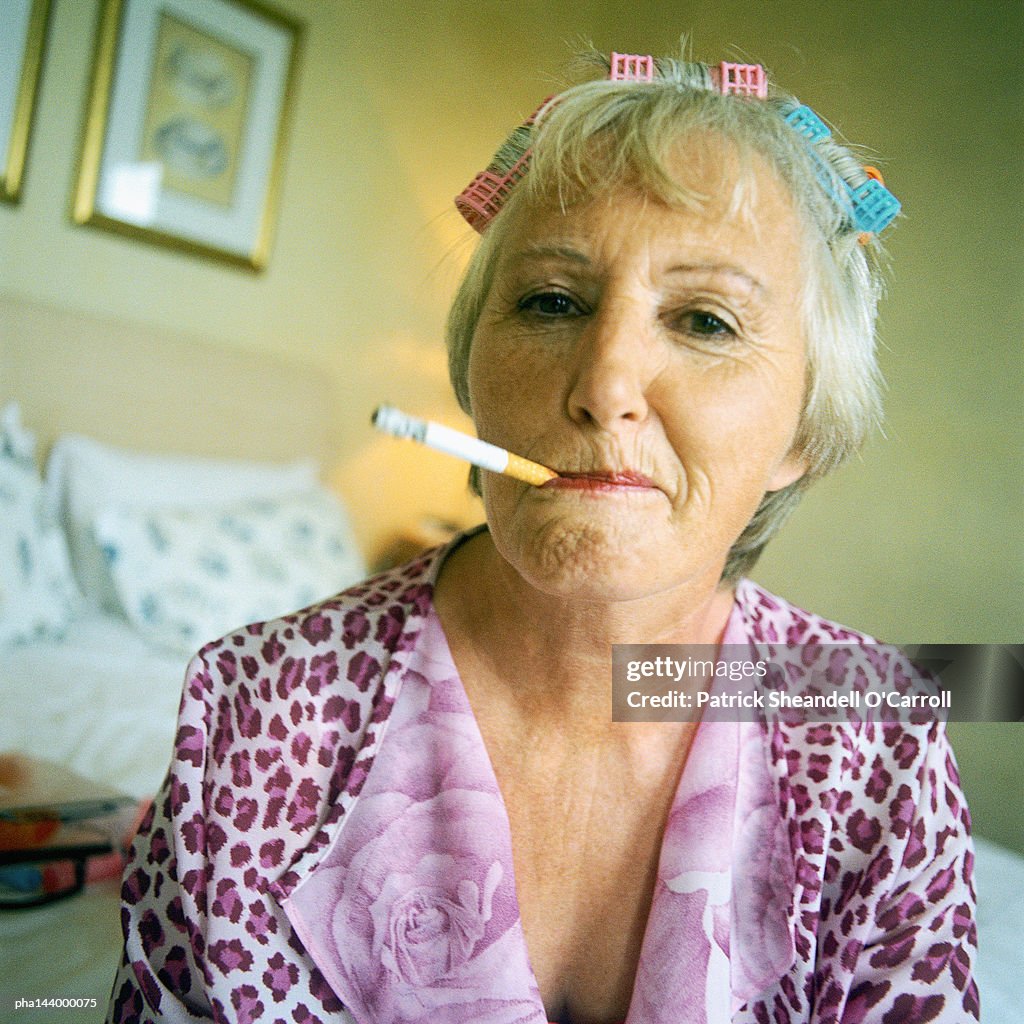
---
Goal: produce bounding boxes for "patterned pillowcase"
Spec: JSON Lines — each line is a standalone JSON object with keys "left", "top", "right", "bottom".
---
{"left": 44, "top": 435, "right": 320, "bottom": 613}
{"left": 93, "top": 490, "right": 367, "bottom": 656}
{"left": 0, "top": 405, "right": 79, "bottom": 645}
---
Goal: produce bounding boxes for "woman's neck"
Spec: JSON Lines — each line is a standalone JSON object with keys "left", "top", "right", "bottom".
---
{"left": 434, "top": 529, "right": 736, "bottom": 734}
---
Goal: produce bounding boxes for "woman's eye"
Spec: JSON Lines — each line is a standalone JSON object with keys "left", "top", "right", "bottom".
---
{"left": 518, "top": 291, "right": 583, "bottom": 317}
{"left": 681, "top": 310, "right": 736, "bottom": 338}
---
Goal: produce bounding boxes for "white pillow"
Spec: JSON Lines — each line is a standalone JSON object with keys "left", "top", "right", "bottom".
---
{"left": 45, "top": 436, "right": 319, "bottom": 611}
{"left": 93, "top": 490, "right": 367, "bottom": 655}
{"left": 0, "top": 405, "right": 79, "bottom": 644}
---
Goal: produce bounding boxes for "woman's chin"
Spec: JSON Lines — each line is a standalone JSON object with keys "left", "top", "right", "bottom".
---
{"left": 492, "top": 517, "right": 700, "bottom": 605}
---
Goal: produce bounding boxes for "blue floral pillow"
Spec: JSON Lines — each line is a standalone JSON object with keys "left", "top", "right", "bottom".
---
{"left": 0, "top": 405, "right": 78, "bottom": 644}
{"left": 94, "top": 490, "right": 367, "bottom": 655}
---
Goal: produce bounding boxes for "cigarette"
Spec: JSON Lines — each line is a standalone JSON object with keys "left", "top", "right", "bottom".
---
{"left": 372, "top": 405, "right": 558, "bottom": 486}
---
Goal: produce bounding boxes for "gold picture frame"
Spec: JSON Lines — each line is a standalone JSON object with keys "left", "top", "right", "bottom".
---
{"left": 1, "top": 0, "right": 51, "bottom": 204}
{"left": 73, "top": 0, "right": 303, "bottom": 271}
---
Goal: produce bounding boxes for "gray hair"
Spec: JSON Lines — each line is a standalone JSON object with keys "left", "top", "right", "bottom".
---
{"left": 446, "top": 47, "right": 891, "bottom": 582}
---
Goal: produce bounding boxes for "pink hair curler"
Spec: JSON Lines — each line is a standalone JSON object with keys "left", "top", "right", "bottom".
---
{"left": 454, "top": 97, "right": 551, "bottom": 233}
{"left": 609, "top": 52, "right": 655, "bottom": 82}
{"left": 455, "top": 155, "right": 533, "bottom": 233}
{"left": 713, "top": 62, "right": 767, "bottom": 98}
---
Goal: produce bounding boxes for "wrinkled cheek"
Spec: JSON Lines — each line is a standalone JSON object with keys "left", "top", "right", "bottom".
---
{"left": 675, "top": 437, "right": 777, "bottom": 536}
{"left": 468, "top": 331, "right": 563, "bottom": 442}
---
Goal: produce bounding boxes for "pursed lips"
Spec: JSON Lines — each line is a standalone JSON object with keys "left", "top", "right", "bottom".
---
{"left": 540, "top": 469, "right": 660, "bottom": 492}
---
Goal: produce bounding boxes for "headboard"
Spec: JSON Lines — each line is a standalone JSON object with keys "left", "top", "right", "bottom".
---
{"left": 0, "top": 292, "right": 336, "bottom": 470}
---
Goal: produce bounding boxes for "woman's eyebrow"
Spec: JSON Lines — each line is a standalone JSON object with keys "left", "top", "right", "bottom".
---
{"left": 666, "top": 263, "right": 768, "bottom": 297}
{"left": 506, "top": 243, "right": 591, "bottom": 267}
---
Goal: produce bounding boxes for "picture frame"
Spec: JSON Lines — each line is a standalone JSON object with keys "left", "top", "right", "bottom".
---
{"left": 73, "top": 0, "right": 303, "bottom": 271}
{"left": 1, "top": 0, "right": 51, "bottom": 204}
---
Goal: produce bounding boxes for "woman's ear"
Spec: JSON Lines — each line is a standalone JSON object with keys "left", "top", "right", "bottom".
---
{"left": 766, "top": 449, "right": 809, "bottom": 492}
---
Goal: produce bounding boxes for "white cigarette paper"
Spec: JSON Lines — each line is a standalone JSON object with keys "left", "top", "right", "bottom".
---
{"left": 372, "top": 406, "right": 557, "bottom": 486}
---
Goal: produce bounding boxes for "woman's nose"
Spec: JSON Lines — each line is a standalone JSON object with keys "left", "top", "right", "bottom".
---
{"left": 566, "top": 305, "right": 654, "bottom": 430}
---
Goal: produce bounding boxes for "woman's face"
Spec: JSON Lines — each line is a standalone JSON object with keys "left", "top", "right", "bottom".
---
{"left": 467, "top": 135, "right": 809, "bottom": 601}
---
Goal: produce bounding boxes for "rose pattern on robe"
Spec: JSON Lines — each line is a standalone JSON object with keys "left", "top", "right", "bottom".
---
{"left": 282, "top": 633, "right": 546, "bottom": 1023}
{"left": 375, "top": 858, "right": 504, "bottom": 986}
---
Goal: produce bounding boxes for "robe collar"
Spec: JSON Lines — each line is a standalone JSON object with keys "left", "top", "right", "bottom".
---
{"left": 273, "top": 545, "right": 799, "bottom": 1023}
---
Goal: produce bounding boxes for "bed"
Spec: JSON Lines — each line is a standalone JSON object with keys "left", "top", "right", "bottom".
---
{"left": 1, "top": 296, "right": 1022, "bottom": 1022}
{"left": 0, "top": 295, "right": 371, "bottom": 1020}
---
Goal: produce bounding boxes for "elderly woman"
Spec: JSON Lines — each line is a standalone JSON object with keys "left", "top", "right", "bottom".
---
{"left": 109, "top": 48, "right": 977, "bottom": 1024}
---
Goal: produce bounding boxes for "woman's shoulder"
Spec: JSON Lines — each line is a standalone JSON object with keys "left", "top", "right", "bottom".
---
{"left": 733, "top": 578, "right": 955, "bottom": 792}
{"left": 165, "top": 548, "right": 446, "bottom": 862}
{"left": 172, "top": 546, "right": 445, "bottom": 794}
{"left": 733, "top": 577, "right": 878, "bottom": 646}
{"left": 188, "top": 545, "right": 442, "bottom": 690}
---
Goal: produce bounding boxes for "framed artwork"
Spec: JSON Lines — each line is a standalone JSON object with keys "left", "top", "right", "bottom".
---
{"left": 1, "top": 0, "right": 51, "bottom": 204}
{"left": 73, "top": 0, "right": 303, "bottom": 271}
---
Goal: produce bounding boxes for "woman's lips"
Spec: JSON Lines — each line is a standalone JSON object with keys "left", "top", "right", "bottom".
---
{"left": 541, "top": 469, "right": 658, "bottom": 492}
